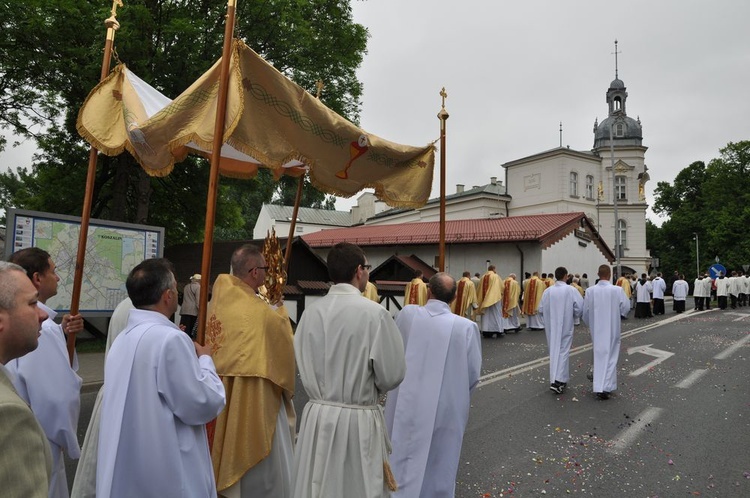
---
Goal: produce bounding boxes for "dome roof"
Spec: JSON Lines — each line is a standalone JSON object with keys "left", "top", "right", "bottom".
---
{"left": 609, "top": 78, "right": 625, "bottom": 89}
{"left": 594, "top": 115, "right": 642, "bottom": 144}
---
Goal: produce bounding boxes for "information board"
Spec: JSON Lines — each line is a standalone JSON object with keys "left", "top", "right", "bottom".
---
{"left": 5, "top": 209, "right": 164, "bottom": 315}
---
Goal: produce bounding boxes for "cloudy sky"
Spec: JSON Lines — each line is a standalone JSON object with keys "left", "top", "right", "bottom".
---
{"left": 336, "top": 0, "right": 750, "bottom": 223}
{"left": 2, "top": 0, "right": 748, "bottom": 227}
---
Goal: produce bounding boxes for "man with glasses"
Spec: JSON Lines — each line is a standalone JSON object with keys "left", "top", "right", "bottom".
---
{"left": 207, "top": 244, "right": 296, "bottom": 497}
{"left": 293, "top": 242, "right": 405, "bottom": 497}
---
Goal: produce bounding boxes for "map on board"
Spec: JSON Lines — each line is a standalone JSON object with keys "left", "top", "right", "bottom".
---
{"left": 6, "top": 209, "right": 163, "bottom": 314}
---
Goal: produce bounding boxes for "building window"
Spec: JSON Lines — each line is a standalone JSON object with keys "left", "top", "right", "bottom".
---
{"left": 615, "top": 175, "right": 627, "bottom": 201}
{"left": 585, "top": 175, "right": 594, "bottom": 199}
{"left": 615, "top": 123, "right": 624, "bottom": 136}
{"left": 617, "top": 219, "right": 627, "bottom": 256}
{"left": 570, "top": 172, "right": 578, "bottom": 197}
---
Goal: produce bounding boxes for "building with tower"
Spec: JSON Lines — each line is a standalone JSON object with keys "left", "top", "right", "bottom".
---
{"left": 503, "top": 43, "right": 650, "bottom": 276}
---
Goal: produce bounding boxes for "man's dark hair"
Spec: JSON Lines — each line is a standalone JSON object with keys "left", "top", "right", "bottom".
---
{"left": 8, "top": 247, "right": 52, "bottom": 281}
{"left": 126, "top": 258, "right": 175, "bottom": 308}
{"left": 231, "top": 244, "right": 263, "bottom": 276}
{"left": 327, "top": 242, "right": 365, "bottom": 284}
{"left": 429, "top": 272, "right": 457, "bottom": 304}
{"left": 524, "top": 272, "right": 531, "bottom": 279}
{"left": 462, "top": 271, "right": 471, "bottom": 278}
{"left": 554, "top": 266, "right": 568, "bottom": 281}
{"left": 541, "top": 273, "right": 547, "bottom": 279}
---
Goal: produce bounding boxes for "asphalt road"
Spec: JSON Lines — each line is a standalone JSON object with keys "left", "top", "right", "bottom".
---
{"left": 68, "top": 301, "right": 750, "bottom": 497}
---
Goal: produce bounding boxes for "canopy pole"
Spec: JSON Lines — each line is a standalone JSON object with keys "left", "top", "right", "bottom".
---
{"left": 283, "top": 178, "right": 304, "bottom": 275}
{"left": 196, "top": 0, "right": 237, "bottom": 345}
{"left": 68, "top": 0, "right": 123, "bottom": 365}
{"left": 437, "top": 88, "right": 449, "bottom": 272}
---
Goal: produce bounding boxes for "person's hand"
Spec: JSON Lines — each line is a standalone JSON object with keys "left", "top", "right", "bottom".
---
{"left": 194, "top": 341, "right": 212, "bottom": 357}
{"left": 272, "top": 296, "right": 285, "bottom": 309}
{"left": 62, "top": 314, "right": 84, "bottom": 335}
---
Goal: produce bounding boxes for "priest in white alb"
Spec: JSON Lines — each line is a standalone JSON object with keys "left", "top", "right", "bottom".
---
{"left": 97, "top": 259, "right": 226, "bottom": 498}
{"left": 385, "top": 272, "right": 482, "bottom": 497}
{"left": 581, "top": 264, "right": 630, "bottom": 400}
{"left": 293, "top": 243, "right": 405, "bottom": 498}
{"left": 539, "top": 267, "right": 583, "bottom": 394}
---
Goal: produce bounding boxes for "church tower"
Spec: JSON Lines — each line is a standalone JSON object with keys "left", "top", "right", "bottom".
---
{"left": 592, "top": 40, "right": 650, "bottom": 277}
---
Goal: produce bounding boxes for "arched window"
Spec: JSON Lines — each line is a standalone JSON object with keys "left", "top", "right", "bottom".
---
{"left": 617, "top": 219, "right": 627, "bottom": 257}
{"left": 585, "top": 175, "right": 594, "bottom": 199}
{"left": 570, "top": 172, "right": 578, "bottom": 197}
{"left": 615, "top": 175, "right": 627, "bottom": 201}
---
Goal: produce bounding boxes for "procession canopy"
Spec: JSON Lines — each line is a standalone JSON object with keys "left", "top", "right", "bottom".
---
{"left": 77, "top": 40, "right": 435, "bottom": 208}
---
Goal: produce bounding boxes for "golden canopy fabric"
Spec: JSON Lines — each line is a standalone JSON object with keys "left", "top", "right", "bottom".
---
{"left": 77, "top": 40, "right": 435, "bottom": 208}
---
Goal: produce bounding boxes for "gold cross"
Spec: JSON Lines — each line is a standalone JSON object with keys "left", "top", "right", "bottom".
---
{"left": 315, "top": 80, "right": 324, "bottom": 99}
{"left": 440, "top": 87, "right": 448, "bottom": 109}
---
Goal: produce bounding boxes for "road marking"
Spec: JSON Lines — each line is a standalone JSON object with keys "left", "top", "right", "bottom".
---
{"left": 675, "top": 369, "right": 708, "bottom": 389}
{"left": 608, "top": 406, "right": 663, "bottom": 455}
{"left": 732, "top": 313, "right": 750, "bottom": 322}
{"left": 627, "top": 344, "right": 674, "bottom": 377}
{"left": 714, "top": 333, "right": 750, "bottom": 360}
{"left": 477, "top": 310, "right": 698, "bottom": 388}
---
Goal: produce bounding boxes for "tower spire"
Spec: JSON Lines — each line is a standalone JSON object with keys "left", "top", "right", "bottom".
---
{"left": 613, "top": 39, "right": 621, "bottom": 79}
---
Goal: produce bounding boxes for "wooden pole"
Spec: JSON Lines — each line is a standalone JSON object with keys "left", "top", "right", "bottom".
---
{"left": 283, "top": 178, "right": 304, "bottom": 275}
{"left": 196, "top": 0, "right": 237, "bottom": 345}
{"left": 68, "top": 0, "right": 123, "bottom": 365}
{"left": 437, "top": 88, "right": 449, "bottom": 272}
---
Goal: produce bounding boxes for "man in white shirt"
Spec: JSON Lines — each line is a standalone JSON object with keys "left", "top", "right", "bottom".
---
{"left": 7, "top": 248, "right": 84, "bottom": 498}
{"left": 293, "top": 242, "right": 405, "bottom": 498}
{"left": 582, "top": 265, "right": 630, "bottom": 400}
{"left": 672, "top": 274, "right": 689, "bottom": 313}
{"left": 97, "top": 258, "right": 226, "bottom": 498}
{"left": 385, "top": 272, "right": 482, "bottom": 497}
{"left": 692, "top": 275, "right": 705, "bottom": 311}
{"left": 651, "top": 272, "right": 667, "bottom": 315}
{"left": 716, "top": 272, "right": 730, "bottom": 310}
{"left": 539, "top": 267, "right": 583, "bottom": 394}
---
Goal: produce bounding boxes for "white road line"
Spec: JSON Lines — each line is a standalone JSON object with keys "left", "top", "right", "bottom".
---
{"left": 714, "top": 333, "right": 750, "bottom": 360}
{"left": 732, "top": 314, "right": 750, "bottom": 322}
{"left": 607, "top": 406, "right": 664, "bottom": 455}
{"left": 477, "top": 312, "right": 696, "bottom": 388}
{"left": 674, "top": 369, "right": 708, "bottom": 389}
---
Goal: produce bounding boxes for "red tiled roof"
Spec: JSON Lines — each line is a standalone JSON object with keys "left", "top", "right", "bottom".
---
{"left": 302, "top": 213, "right": 586, "bottom": 247}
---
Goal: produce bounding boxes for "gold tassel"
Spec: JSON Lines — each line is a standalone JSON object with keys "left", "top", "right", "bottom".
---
{"left": 383, "top": 460, "right": 398, "bottom": 492}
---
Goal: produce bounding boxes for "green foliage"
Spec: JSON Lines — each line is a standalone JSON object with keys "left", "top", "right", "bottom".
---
{"left": 0, "top": 0, "right": 363, "bottom": 244}
{"left": 650, "top": 141, "right": 750, "bottom": 277}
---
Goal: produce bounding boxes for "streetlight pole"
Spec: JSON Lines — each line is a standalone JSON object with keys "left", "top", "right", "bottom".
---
{"left": 693, "top": 232, "right": 700, "bottom": 278}
{"left": 609, "top": 122, "right": 621, "bottom": 279}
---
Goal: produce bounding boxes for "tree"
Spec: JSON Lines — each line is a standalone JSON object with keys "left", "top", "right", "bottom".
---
{"left": 649, "top": 141, "right": 750, "bottom": 278}
{"left": 0, "top": 0, "right": 367, "bottom": 244}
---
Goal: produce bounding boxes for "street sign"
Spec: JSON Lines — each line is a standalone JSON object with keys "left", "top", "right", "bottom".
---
{"left": 709, "top": 263, "right": 727, "bottom": 279}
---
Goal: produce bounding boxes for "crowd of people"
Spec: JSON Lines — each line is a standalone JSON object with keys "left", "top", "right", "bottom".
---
{"left": 2, "top": 242, "right": 746, "bottom": 497}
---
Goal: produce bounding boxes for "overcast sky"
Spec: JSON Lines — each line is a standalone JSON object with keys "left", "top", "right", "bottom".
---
{"left": 335, "top": 0, "right": 750, "bottom": 223}
{"left": 2, "top": 1, "right": 749, "bottom": 227}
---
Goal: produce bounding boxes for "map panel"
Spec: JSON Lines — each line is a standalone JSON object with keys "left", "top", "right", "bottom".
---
{"left": 7, "top": 210, "right": 163, "bottom": 314}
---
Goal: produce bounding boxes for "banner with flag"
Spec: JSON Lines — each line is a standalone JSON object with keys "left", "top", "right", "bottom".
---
{"left": 77, "top": 40, "right": 435, "bottom": 208}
